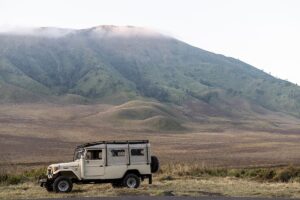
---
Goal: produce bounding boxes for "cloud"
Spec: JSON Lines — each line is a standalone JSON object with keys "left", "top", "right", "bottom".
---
{"left": 0, "top": 25, "right": 74, "bottom": 38}
{"left": 89, "top": 25, "right": 169, "bottom": 38}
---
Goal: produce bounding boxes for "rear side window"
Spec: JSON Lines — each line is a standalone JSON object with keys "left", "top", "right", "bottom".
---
{"left": 131, "top": 149, "right": 144, "bottom": 156}
{"left": 111, "top": 149, "right": 125, "bottom": 157}
{"left": 108, "top": 148, "right": 127, "bottom": 165}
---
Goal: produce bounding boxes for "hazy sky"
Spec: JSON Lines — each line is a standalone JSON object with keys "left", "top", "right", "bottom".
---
{"left": 1, "top": 0, "right": 300, "bottom": 84}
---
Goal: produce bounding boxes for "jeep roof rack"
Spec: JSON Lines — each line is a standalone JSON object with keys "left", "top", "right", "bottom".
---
{"left": 76, "top": 140, "right": 149, "bottom": 149}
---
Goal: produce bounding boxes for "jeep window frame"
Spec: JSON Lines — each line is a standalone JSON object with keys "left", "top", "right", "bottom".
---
{"left": 73, "top": 148, "right": 84, "bottom": 161}
{"left": 111, "top": 149, "right": 126, "bottom": 157}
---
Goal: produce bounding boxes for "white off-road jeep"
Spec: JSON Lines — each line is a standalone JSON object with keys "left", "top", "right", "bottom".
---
{"left": 39, "top": 140, "right": 159, "bottom": 193}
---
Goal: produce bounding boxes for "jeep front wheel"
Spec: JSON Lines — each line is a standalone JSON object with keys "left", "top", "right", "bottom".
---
{"left": 45, "top": 182, "right": 53, "bottom": 192}
{"left": 123, "top": 174, "right": 140, "bottom": 188}
{"left": 53, "top": 176, "right": 73, "bottom": 193}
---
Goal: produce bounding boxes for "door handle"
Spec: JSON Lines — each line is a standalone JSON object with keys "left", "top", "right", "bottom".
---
{"left": 100, "top": 165, "right": 103, "bottom": 167}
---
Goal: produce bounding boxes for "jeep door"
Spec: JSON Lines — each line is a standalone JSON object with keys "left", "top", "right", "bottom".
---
{"left": 84, "top": 149, "right": 105, "bottom": 178}
{"left": 105, "top": 144, "right": 128, "bottom": 179}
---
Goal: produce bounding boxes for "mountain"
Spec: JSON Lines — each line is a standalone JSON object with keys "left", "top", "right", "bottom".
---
{"left": 1, "top": 25, "right": 300, "bottom": 119}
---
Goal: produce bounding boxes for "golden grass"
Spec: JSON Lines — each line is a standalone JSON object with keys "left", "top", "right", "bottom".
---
{"left": 2, "top": 163, "right": 300, "bottom": 199}
{"left": 1, "top": 175, "right": 300, "bottom": 199}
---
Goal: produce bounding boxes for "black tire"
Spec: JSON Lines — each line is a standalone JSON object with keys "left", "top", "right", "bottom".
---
{"left": 123, "top": 173, "right": 140, "bottom": 188}
{"left": 111, "top": 181, "right": 124, "bottom": 188}
{"left": 53, "top": 176, "right": 73, "bottom": 193}
{"left": 151, "top": 155, "right": 159, "bottom": 173}
{"left": 45, "top": 182, "right": 53, "bottom": 192}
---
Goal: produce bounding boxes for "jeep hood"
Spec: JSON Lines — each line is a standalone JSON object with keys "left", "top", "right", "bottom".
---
{"left": 49, "top": 161, "right": 79, "bottom": 168}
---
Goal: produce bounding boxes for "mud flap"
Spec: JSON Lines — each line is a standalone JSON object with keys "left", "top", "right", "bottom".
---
{"left": 149, "top": 174, "right": 152, "bottom": 184}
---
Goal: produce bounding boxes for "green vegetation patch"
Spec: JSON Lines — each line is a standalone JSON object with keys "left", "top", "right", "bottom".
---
{"left": 160, "top": 163, "right": 300, "bottom": 183}
{"left": 0, "top": 168, "right": 45, "bottom": 186}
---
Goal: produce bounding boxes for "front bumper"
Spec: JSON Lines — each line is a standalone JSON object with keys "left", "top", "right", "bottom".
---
{"left": 38, "top": 178, "right": 48, "bottom": 187}
{"left": 38, "top": 175, "right": 55, "bottom": 187}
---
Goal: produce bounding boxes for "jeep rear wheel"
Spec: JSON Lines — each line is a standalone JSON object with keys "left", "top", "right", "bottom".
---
{"left": 123, "top": 174, "right": 140, "bottom": 188}
{"left": 53, "top": 176, "right": 73, "bottom": 193}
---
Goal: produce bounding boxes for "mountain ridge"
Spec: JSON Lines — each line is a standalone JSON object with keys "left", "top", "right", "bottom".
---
{"left": 0, "top": 25, "right": 300, "bottom": 119}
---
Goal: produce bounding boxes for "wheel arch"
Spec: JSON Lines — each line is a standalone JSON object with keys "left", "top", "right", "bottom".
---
{"left": 55, "top": 170, "right": 81, "bottom": 181}
{"left": 122, "top": 169, "right": 141, "bottom": 178}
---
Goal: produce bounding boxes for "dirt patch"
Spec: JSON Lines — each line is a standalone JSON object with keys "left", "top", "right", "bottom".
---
{"left": 1, "top": 103, "right": 300, "bottom": 168}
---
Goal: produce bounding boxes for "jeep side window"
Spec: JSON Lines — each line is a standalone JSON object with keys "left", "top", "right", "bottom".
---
{"left": 131, "top": 148, "right": 144, "bottom": 156}
{"left": 86, "top": 150, "right": 103, "bottom": 160}
{"left": 111, "top": 149, "right": 125, "bottom": 157}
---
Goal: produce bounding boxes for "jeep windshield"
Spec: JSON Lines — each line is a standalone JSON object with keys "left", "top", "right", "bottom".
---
{"left": 73, "top": 148, "right": 84, "bottom": 161}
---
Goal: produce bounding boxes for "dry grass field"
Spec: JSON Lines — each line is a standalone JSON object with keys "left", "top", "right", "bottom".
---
{"left": 1, "top": 102, "right": 300, "bottom": 169}
{"left": 2, "top": 102, "right": 300, "bottom": 199}
{"left": 2, "top": 166, "right": 300, "bottom": 199}
{"left": 1, "top": 177, "right": 300, "bottom": 199}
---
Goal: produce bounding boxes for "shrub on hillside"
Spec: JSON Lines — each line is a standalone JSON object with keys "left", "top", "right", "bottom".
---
{"left": 274, "top": 166, "right": 300, "bottom": 182}
{"left": 160, "top": 163, "right": 300, "bottom": 183}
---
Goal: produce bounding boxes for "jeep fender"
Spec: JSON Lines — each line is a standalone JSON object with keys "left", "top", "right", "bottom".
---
{"left": 53, "top": 169, "right": 81, "bottom": 180}
{"left": 122, "top": 170, "right": 152, "bottom": 184}
{"left": 122, "top": 169, "right": 141, "bottom": 178}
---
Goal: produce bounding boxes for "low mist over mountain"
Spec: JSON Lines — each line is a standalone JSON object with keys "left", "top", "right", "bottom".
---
{"left": 1, "top": 25, "right": 300, "bottom": 118}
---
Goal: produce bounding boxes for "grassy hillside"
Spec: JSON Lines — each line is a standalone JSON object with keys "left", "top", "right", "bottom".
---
{"left": 0, "top": 25, "right": 300, "bottom": 117}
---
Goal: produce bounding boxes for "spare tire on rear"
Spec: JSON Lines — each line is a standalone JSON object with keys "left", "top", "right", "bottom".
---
{"left": 151, "top": 155, "right": 159, "bottom": 173}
